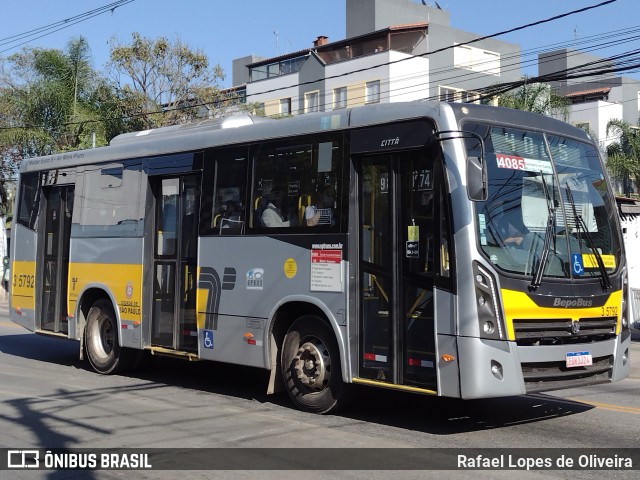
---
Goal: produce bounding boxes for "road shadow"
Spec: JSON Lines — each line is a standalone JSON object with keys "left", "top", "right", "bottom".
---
{"left": 0, "top": 331, "right": 594, "bottom": 436}
{"left": 0, "top": 330, "right": 80, "bottom": 366}
{"left": 338, "top": 386, "right": 594, "bottom": 434}
{"left": 0, "top": 331, "right": 276, "bottom": 404}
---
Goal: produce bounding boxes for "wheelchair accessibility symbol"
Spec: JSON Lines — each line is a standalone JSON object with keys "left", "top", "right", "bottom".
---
{"left": 571, "top": 254, "right": 584, "bottom": 276}
{"left": 203, "top": 330, "right": 214, "bottom": 349}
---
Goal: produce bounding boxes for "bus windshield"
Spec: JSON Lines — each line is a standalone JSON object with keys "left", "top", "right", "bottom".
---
{"left": 464, "top": 122, "right": 621, "bottom": 281}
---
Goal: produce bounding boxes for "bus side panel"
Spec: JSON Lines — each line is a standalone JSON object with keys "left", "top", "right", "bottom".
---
{"left": 197, "top": 236, "right": 348, "bottom": 370}
{"left": 434, "top": 289, "right": 460, "bottom": 397}
{"left": 10, "top": 224, "right": 38, "bottom": 331}
{"left": 69, "top": 237, "right": 144, "bottom": 347}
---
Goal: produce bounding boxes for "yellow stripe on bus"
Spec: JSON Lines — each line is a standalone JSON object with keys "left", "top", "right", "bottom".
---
{"left": 68, "top": 263, "right": 143, "bottom": 320}
{"left": 10, "top": 260, "right": 36, "bottom": 309}
{"left": 9, "top": 261, "right": 145, "bottom": 318}
{"left": 352, "top": 377, "right": 437, "bottom": 395}
{"left": 501, "top": 289, "right": 622, "bottom": 341}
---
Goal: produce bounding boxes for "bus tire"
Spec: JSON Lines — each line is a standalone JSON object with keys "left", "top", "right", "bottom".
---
{"left": 84, "top": 299, "right": 135, "bottom": 374}
{"left": 281, "top": 315, "right": 348, "bottom": 414}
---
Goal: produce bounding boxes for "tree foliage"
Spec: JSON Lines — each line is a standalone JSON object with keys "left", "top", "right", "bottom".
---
{"left": 107, "top": 33, "right": 229, "bottom": 128}
{"left": 606, "top": 119, "right": 640, "bottom": 196}
{"left": 0, "top": 33, "right": 244, "bottom": 215}
{"left": 497, "top": 80, "right": 570, "bottom": 120}
{"left": 0, "top": 37, "right": 113, "bottom": 213}
{"left": 0, "top": 37, "right": 109, "bottom": 154}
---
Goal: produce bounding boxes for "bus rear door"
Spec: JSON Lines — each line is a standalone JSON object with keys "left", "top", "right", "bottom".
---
{"left": 38, "top": 184, "right": 74, "bottom": 334}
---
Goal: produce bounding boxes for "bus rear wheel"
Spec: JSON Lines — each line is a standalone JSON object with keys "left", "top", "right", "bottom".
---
{"left": 84, "top": 299, "right": 135, "bottom": 374}
{"left": 281, "top": 315, "right": 347, "bottom": 414}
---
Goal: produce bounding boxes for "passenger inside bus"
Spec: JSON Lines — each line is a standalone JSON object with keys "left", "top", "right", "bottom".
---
{"left": 304, "top": 190, "right": 334, "bottom": 226}
{"left": 261, "top": 192, "right": 290, "bottom": 227}
{"left": 498, "top": 204, "right": 527, "bottom": 247}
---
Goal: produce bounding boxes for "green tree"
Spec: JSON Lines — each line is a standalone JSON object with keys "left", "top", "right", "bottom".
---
{"left": 497, "top": 80, "right": 570, "bottom": 120}
{"left": 606, "top": 119, "right": 640, "bottom": 197}
{"left": 0, "top": 37, "right": 112, "bottom": 154}
{"left": 107, "top": 33, "right": 231, "bottom": 128}
{"left": 0, "top": 37, "right": 118, "bottom": 213}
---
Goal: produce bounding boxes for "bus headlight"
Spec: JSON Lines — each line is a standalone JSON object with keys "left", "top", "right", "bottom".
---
{"left": 473, "top": 262, "right": 506, "bottom": 340}
{"left": 483, "top": 321, "right": 495, "bottom": 335}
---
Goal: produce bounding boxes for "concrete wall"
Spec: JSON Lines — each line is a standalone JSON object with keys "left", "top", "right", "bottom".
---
{"left": 325, "top": 52, "right": 386, "bottom": 108}
{"left": 298, "top": 54, "right": 327, "bottom": 112}
{"left": 247, "top": 73, "right": 300, "bottom": 116}
{"left": 427, "top": 23, "right": 521, "bottom": 101}
{"left": 539, "top": 49, "right": 615, "bottom": 92}
{"left": 346, "top": 0, "right": 449, "bottom": 38}
{"left": 232, "top": 55, "right": 265, "bottom": 87}
{"left": 388, "top": 51, "right": 430, "bottom": 102}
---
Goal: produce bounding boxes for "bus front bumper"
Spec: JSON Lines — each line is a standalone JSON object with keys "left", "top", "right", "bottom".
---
{"left": 455, "top": 333, "right": 631, "bottom": 399}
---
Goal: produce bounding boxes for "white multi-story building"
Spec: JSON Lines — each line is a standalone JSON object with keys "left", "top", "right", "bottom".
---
{"left": 539, "top": 48, "right": 640, "bottom": 150}
{"left": 231, "top": 0, "right": 522, "bottom": 117}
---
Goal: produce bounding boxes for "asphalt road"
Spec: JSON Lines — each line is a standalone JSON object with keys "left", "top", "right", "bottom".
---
{"left": 0, "top": 300, "right": 638, "bottom": 480}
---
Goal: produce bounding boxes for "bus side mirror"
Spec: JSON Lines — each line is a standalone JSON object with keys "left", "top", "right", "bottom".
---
{"left": 467, "top": 155, "right": 487, "bottom": 201}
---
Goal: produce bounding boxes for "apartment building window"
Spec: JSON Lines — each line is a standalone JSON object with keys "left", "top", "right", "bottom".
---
{"left": 305, "top": 91, "right": 319, "bottom": 113}
{"left": 280, "top": 98, "right": 291, "bottom": 116}
{"left": 333, "top": 87, "right": 347, "bottom": 109}
{"left": 250, "top": 55, "right": 307, "bottom": 81}
{"left": 366, "top": 80, "right": 380, "bottom": 104}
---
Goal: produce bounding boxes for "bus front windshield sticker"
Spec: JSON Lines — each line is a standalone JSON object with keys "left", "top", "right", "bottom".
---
{"left": 495, "top": 153, "right": 552, "bottom": 174}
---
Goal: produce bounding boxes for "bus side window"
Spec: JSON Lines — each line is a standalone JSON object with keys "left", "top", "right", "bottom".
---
{"left": 251, "top": 138, "right": 342, "bottom": 231}
{"left": 201, "top": 148, "right": 248, "bottom": 236}
{"left": 76, "top": 161, "right": 142, "bottom": 237}
{"left": 17, "top": 172, "right": 41, "bottom": 231}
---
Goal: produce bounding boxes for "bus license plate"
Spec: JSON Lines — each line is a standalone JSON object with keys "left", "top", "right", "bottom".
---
{"left": 566, "top": 351, "right": 592, "bottom": 368}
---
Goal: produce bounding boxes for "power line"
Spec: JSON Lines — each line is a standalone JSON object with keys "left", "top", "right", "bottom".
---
{"left": 239, "top": 0, "right": 619, "bottom": 101}
{"left": 252, "top": 39, "right": 640, "bottom": 117}
{"left": 0, "top": 1, "right": 134, "bottom": 54}
{"left": 0, "top": 0, "right": 629, "bottom": 132}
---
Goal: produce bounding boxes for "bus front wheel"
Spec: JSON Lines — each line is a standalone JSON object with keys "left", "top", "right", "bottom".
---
{"left": 84, "top": 299, "right": 134, "bottom": 374}
{"left": 281, "top": 315, "right": 347, "bottom": 414}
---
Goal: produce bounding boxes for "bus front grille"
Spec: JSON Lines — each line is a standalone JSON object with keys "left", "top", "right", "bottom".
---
{"left": 513, "top": 317, "right": 617, "bottom": 346}
{"left": 521, "top": 354, "right": 613, "bottom": 392}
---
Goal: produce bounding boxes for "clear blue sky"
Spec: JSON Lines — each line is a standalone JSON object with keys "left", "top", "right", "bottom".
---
{"left": 3, "top": 0, "right": 639, "bottom": 87}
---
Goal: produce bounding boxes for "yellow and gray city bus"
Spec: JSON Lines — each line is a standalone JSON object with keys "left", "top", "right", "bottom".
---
{"left": 10, "top": 101, "right": 631, "bottom": 413}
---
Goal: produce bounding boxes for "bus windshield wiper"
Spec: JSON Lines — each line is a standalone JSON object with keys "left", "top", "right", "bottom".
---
{"left": 565, "top": 183, "right": 612, "bottom": 290}
{"left": 530, "top": 173, "right": 555, "bottom": 290}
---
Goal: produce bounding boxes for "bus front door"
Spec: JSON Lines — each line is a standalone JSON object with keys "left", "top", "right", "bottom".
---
{"left": 358, "top": 151, "right": 437, "bottom": 390}
{"left": 151, "top": 175, "right": 200, "bottom": 352}
{"left": 39, "top": 185, "right": 74, "bottom": 334}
